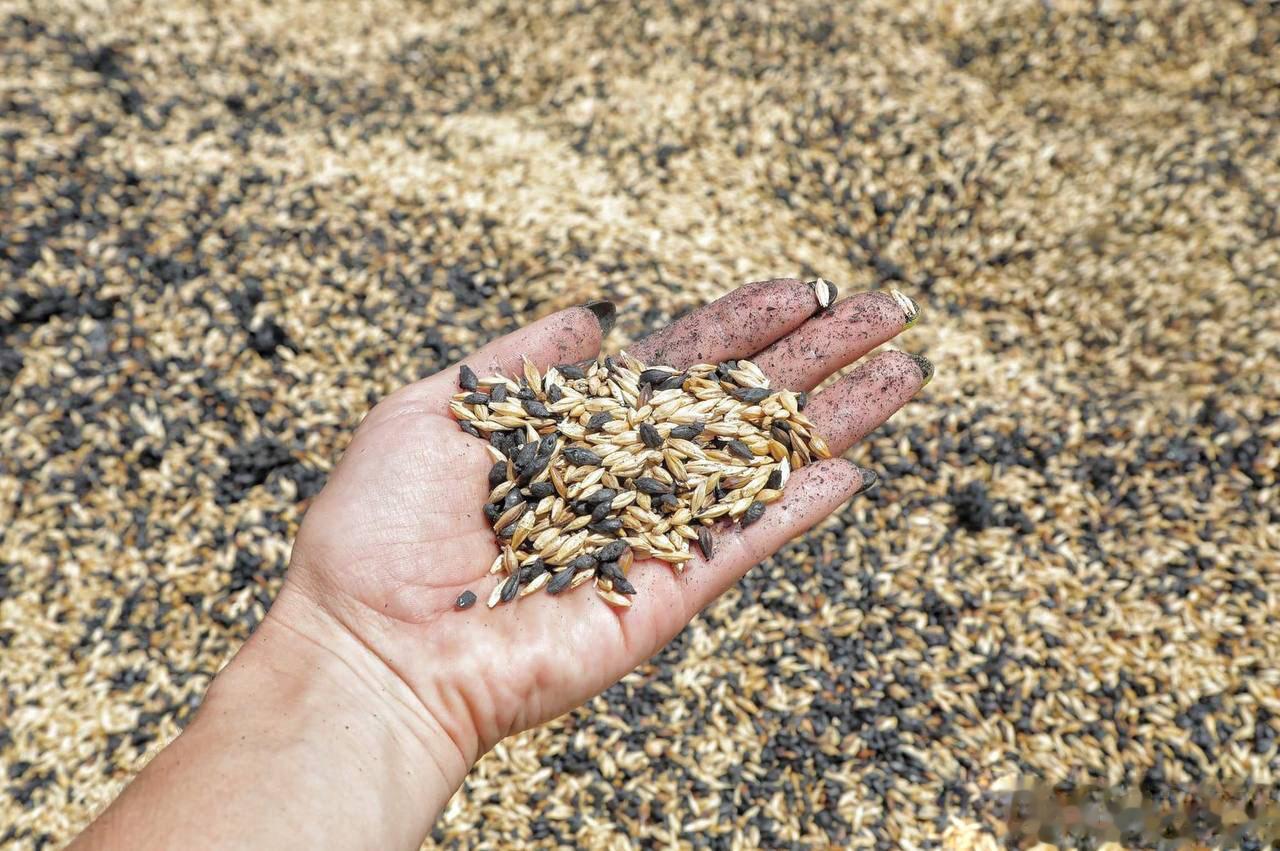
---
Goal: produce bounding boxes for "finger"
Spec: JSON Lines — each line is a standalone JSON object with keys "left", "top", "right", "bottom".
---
{"left": 460, "top": 300, "right": 614, "bottom": 380}
{"left": 382, "top": 301, "right": 614, "bottom": 414}
{"left": 751, "top": 290, "right": 919, "bottom": 391}
{"left": 804, "top": 350, "right": 932, "bottom": 455}
{"left": 617, "top": 459, "right": 874, "bottom": 654}
{"left": 628, "top": 279, "right": 819, "bottom": 369}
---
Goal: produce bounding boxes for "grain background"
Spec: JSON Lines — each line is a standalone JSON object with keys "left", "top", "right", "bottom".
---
{"left": 2, "top": 0, "right": 1278, "bottom": 848}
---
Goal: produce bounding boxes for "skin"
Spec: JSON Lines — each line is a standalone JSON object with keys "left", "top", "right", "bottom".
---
{"left": 70, "top": 279, "right": 930, "bottom": 851}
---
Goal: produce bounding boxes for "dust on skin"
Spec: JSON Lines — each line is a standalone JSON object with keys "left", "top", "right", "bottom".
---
{"left": 628, "top": 279, "right": 817, "bottom": 369}
{"left": 755, "top": 291, "right": 909, "bottom": 389}
{"left": 806, "top": 351, "right": 929, "bottom": 448}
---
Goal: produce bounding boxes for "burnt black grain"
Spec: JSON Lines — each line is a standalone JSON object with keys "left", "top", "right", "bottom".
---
{"left": 670, "top": 423, "right": 705, "bottom": 440}
{"left": 546, "top": 568, "right": 575, "bottom": 595}
{"left": 639, "top": 423, "right": 663, "bottom": 449}
{"left": 563, "top": 447, "right": 602, "bottom": 466}
{"left": 635, "top": 477, "right": 670, "bottom": 495}
{"left": 500, "top": 574, "right": 520, "bottom": 602}
{"left": 697, "top": 527, "right": 714, "bottom": 560}
{"left": 523, "top": 399, "right": 551, "bottom": 418}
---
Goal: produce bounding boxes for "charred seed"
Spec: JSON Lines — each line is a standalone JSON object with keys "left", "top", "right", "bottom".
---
{"left": 597, "top": 541, "right": 627, "bottom": 562}
{"left": 459, "top": 364, "right": 478, "bottom": 391}
{"left": 639, "top": 422, "right": 663, "bottom": 449}
{"left": 732, "top": 387, "right": 770, "bottom": 404}
{"left": 697, "top": 527, "right": 714, "bottom": 560}
{"left": 564, "top": 447, "right": 603, "bottom": 466}
{"left": 455, "top": 590, "right": 477, "bottom": 609}
{"left": 670, "top": 423, "right": 705, "bottom": 440}
{"left": 585, "top": 487, "right": 618, "bottom": 505}
{"left": 518, "top": 454, "right": 550, "bottom": 484}
{"left": 490, "top": 384, "right": 508, "bottom": 403}
{"left": 523, "top": 399, "right": 551, "bottom": 418}
{"left": 546, "top": 568, "right": 576, "bottom": 595}
{"left": 515, "top": 441, "right": 538, "bottom": 469}
{"left": 519, "top": 559, "right": 547, "bottom": 582}
{"left": 570, "top": 553, "right": 600, "bottom": 572}
{"left": 635, "top": 477, "right": 670, "bottom": 495}
{"left": 742, "top": 501, "right": 766, "bottom": 526}
{"left": 727, "top": 439, "right": 754, "bottom": 460}
{"left": 589, "top": 518, "right": 623, "bottom": 534}
{"left": 488, "top": 461, "right": 508, "bottom": 488}
{"left": 639, "top": 368, "right": 672, "bottom": 385}
{"left": 598, "top": 560, "right": 625, "bottom": 582}
{"left": 558, "top": 364, "right": 587, "bottom": 380}
{"left": 500, "top": 574, "right": 520, "bottom": 602}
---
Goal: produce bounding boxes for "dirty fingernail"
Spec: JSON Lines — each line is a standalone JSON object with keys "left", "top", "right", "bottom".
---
{"left": 807, "top": 278, "right": 838, "bottom": 312}
{"left": 907, "top": 353, "right": 934, "bottom": 387}
{"left": 584, "top": 300, "right": 616, "bottom": 336}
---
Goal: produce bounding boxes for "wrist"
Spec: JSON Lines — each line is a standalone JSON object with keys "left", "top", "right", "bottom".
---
{"left": 197, "top": 587, "right": 472, "bottom": 846}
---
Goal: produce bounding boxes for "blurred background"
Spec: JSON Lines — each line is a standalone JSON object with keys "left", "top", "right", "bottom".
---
{"left": 2, "top": 0, "right": 1277, "bottom": 847}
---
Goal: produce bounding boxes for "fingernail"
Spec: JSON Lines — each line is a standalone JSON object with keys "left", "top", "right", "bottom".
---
{"left": 584, "top": 300, "right": 616, "bottom": 336}
{"left": 891, "top": 290, "right": 921, "bottom": 327}
{"left": 856, "top": 469, "right": 879, "bottom": 494}
{"left": 907, "top": 353, "right": 934, "bottom": 387}
{"left": 807, "top": 278, "right": 838, "bottom": 312}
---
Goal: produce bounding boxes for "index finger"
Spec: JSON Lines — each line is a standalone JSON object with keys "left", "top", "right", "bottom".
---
{"left": 628, "top": 278, "right": 821, "bottom": 369}
{"left": 375, "top": 302, "right": 614, "bottom": 420}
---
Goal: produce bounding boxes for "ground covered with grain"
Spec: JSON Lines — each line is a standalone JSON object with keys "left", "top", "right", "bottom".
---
{"left": 2, "top": 0, "right": 1279, "bottom": 848}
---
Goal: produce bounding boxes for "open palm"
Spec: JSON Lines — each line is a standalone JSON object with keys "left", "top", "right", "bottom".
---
{"left": 279, "top": 279, "right": 929, "bottom": 769}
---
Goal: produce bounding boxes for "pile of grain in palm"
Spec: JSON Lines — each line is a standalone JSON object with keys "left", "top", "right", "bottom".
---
{"left": 448, "top": 353, "right": 831, "bottom": 608}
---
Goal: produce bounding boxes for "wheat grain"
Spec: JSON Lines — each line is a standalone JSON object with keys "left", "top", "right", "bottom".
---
{"left": 450, "top": 353, "right": 831, "bottom": 607}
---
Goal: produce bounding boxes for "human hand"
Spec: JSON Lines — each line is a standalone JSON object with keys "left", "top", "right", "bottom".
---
{"left": 272, "top": 278, "right": 927, "bottom": 781}
{"left": 81, "top": 280, "right": 931, "bottom": 850}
